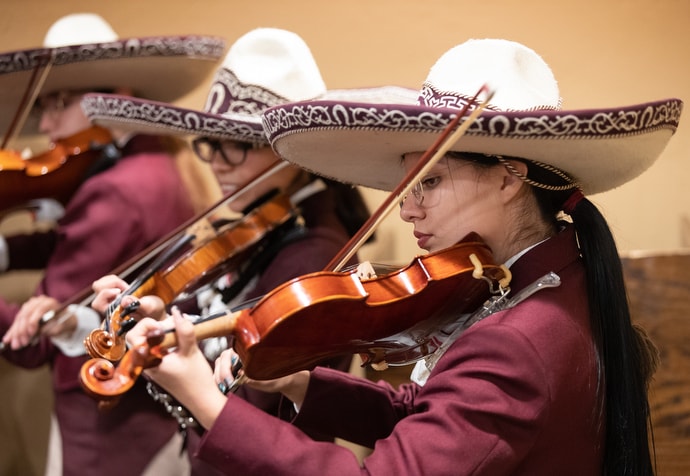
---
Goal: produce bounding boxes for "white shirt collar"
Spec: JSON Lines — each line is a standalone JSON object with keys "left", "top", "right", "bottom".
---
{"left": 290, "top": 178, "right": 327, "bottom": 206}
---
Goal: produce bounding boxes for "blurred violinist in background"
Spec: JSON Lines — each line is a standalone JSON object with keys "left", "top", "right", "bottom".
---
{"left": 110, "top": 39, "right": 681, "bottom": 475}
{"left": 0, "top": 13, "right": 224, "bottom": 476}
{"left": 86, "top": 27, "right": 416, "bottom": 474}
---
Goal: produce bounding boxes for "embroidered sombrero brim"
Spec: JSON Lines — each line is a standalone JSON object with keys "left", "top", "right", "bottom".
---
{"left": 262, "top": 98, "right": 683, "bottom": 195}
{"left": 0, "top": 35, "right": 225, "bottom": 139}
{"left": 80, "top": 86, "right": 419, "bottom": 143}
{"left": 80, "top": 93, "right": 267, "bottom": 143}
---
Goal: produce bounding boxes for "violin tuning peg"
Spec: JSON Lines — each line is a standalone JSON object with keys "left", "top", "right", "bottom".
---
{"left": 121, "top": 300, "right": 140, "bottom": 318}
{"left": 117, "top": 318, "right": 137, "bottom": 336}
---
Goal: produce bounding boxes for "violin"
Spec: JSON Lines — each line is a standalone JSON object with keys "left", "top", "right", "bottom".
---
{"left": 83, "top": 190, "right": 302, "bottom": 362}
{"left": 0, "top": 126, "right": 114, "bottom": 213}
{"left": 79, "top": 232, "right": 509, "bottom": 404}
{"left": 0, "top": 160, "right": 295, "bottom": 355}
{"left": 79, "top": 85, "right": 503, "bottom": 404}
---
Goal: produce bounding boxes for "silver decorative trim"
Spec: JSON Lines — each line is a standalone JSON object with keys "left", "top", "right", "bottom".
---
{"left": 263, "top": 99, "right": 682, "bottom": 143}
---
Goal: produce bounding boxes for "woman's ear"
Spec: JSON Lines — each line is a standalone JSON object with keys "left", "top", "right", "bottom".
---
{"left": 499, "top": 159, "right": 528, "bottom": 203}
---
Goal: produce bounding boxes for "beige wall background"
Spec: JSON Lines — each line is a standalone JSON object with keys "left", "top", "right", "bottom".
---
{"left": 0, "top": 1, "right": 688, "bottom": 473}
{"left": 1, "top": 0, "right": 688, "bottom": 262}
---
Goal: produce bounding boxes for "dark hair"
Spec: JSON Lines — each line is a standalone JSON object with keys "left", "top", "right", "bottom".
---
{"left": 552, "top": 192, "right": 656, "bottom": 476}
{"left": 450, "top": 152, "right": 657, "bottom": 476}
{"left": 321, "top": 177, "right": 374, "bottom": 242}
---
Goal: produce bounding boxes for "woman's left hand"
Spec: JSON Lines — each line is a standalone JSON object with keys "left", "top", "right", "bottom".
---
{"left": 126, "top": 308, "right": 227, "bottom": 429}
{"left": 214, "top": 347, "right": 310, "bottom": 408}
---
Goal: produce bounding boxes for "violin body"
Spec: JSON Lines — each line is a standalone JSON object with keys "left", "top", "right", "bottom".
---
{"left": 0, "top": 126, "right": 112, "bottom": 214}
{"left": 231, "top": 232, "right": 507, "bottom": 378}
{"left": 151, "top": 194, "right": 299, "bottom": 300}
{"left": 0, "top": 126, "right": 113, "bottom": 212}
{"left": 83, "top": 192, "right": 302, "bottom": 362}
{"left": 80, "top": 233, "right": 509, "bottom": 403}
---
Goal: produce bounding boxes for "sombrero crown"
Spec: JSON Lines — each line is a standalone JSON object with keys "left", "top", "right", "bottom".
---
{"left": 80, "top": 28, "right": 418, "bottom": 143}
{"left": 262, "top": 38, "right": 683, "bottom": 195}
{"left": 0, "top": 13, "right": 225, "bottom": 142}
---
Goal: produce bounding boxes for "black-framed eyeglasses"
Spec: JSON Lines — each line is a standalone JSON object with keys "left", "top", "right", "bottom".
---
{"left": 191, "top": 138, "right": 261, "bottom": 166}
{"left": 32, "top": 91, "right": 82, "bottom": 120}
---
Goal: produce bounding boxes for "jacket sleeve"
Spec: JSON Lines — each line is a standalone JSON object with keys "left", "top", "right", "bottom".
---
{"left": 5, "top": 230, "right": 58, "bottom": 270}
{"left": 0, "top": 178, "right": 147, "bottom": 368}
{"left": 196, "top": 319, "right": 552, "bottom": 476}
{"left": 38, "top": 182, "right": 147, "bottom": 301}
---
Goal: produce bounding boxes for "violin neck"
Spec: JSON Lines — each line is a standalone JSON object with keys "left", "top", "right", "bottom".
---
{"left": 157, "top": 311, "right": 241, "bottom": 349}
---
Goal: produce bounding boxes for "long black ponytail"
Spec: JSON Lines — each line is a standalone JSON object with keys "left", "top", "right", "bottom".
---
{"left": 529, "top": 161, "right": 658, "bottom": 476}
{"left": 453, "top": 151, "right": 658, "bottom": 475}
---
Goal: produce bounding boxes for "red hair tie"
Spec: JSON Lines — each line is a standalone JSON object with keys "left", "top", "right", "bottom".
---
{"left": 562, "top": 189, "right": 584, "bottom": 214}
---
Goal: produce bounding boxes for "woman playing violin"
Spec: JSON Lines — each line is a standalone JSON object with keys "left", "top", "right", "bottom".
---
{"left": 112, "top": 38, "right": 681, "bottom": 475}
{"left": 88, "top": 28, "right": 417, "bottom": 475}
{"left": 0, "top": 13, "right": 223, "bottom": 476}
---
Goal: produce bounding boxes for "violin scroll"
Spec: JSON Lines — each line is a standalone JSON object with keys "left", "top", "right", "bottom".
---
{"left": 80, "top": 333, "right": 167, "bottom": 409}
{"left": 83, "top": 328, "right": 128, "bottom": 362}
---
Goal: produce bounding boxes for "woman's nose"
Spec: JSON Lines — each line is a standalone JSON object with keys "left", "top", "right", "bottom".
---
{"left": 399, "top": 196, "right": 424, "bottom": 222}
{"left": 38, "top": 111, "right": 55, "bottom": 135}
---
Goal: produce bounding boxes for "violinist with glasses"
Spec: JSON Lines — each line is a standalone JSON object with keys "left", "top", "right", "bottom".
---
{"left": 0, "top": 13, "right": 224, "bottom": 476}
{"left": 99, "top": 38, "right": 681, "bottom": 475}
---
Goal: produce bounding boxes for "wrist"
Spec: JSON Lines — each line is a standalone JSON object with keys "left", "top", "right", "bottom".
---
{"left": 194, "top": 389, "right": 228, "bottom": 430}
{"left": 282, "top": 370, "right": 310, "bottom": 409}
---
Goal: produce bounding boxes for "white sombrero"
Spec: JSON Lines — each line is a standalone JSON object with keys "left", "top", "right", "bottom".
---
{"left": 80, "top": 27, "right": 418, "bottom": 143}
{"left": 261, "top": 38, "right": 683, "bottom": 195}
{"left": 0, "top": 13, "right": 225, "bottom": 141}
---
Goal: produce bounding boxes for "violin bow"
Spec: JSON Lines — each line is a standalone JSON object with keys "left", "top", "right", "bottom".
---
{"left": 94, "top": 160, "right": 291, "bottom": 327}
{"left": 325, "top": 84, "right": 496, "bottom": 272}
{"left": 176, "top": 85, "right": 498, "bottom": 384}
{"left": 76, "top": 89, "right": 502, "bottom": 396}
{"left": 0, "top": 160, "right": 290, "bottom": 353}
{"left": 119, "top": 85, "right": 498, "bottom": 352}
{"left": 2, "top": 51, "right": 54, "bottom": 149}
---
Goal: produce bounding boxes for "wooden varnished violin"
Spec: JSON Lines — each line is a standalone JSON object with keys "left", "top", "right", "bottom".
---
{"left": 79, "top": 232, "right": 509, "bottom": 404}
{"left": 83, "top": 190, "right": 303, "bottom": 362}
{"left": 0, "top": 125, "right": 114, "bottom": 213}
{"left": 0, "top": 161, "right": 294, "bottom": 355}
{"left": 78, "top": 85, "right": 505, "bottom": 404}
{"left": 0, "top": 47, "right": 112, "bottom": 215}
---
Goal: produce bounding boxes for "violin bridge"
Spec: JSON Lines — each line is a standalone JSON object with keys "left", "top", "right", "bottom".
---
{"left": 355, "top": 261, "right": 378, "bottom": 280}
{"left": 187, "top": 218, "right": 217, "bottom": 246}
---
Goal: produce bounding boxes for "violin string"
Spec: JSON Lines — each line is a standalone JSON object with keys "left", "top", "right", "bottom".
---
{"left": 30, "top": 161, "right": 291, "bottom": 341}
{"left": 104, "top": 232, "right": 197, "bottom": 333}
{"left": 153, "top": 260, "right": 283, "bottom": 337}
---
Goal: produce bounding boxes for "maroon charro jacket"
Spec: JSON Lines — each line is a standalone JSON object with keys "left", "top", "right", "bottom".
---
{"left": 0, "top": 135, "right": 195, "bottom": 476}
{"left": 197, "top": 224, "right": 604, "bottom": 475}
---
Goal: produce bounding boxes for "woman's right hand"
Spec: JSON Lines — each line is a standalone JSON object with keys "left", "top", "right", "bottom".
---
{"left": 2, "top": 295, "right": 60, "bottom": 349}
{"left": 91, "top": 274, "right": 167, "bottom": 320}
{"left": 127, "top": 309, "right": 226, "bottom": 430}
